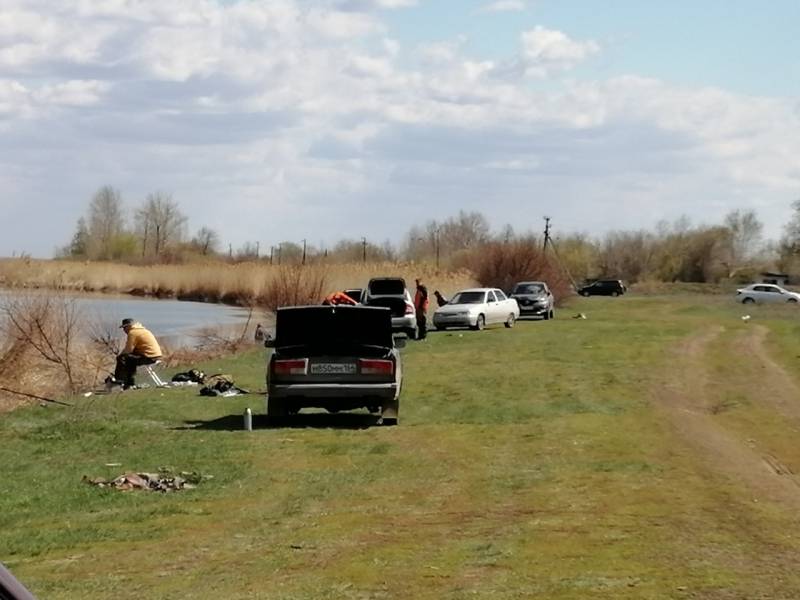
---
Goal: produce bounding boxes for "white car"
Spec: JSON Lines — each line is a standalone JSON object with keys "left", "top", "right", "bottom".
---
{"left": 433, "top": 288, "right": 520, "bottom": 331}
{"left": 736, "top": 283, "right": 800, "bottom": 304}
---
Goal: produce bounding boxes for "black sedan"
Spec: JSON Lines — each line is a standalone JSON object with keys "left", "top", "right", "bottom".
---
{"left": 266, "top": 305, "right": 403, "bottom": 425}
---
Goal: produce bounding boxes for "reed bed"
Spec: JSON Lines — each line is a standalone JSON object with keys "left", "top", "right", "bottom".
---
{"left": 0, "top": 258, "right": 476, "bottom": 306}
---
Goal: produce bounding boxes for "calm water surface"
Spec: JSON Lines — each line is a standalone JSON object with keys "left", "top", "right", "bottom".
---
{"left": 0, "top": 291, "right": 259, "bottom": 345}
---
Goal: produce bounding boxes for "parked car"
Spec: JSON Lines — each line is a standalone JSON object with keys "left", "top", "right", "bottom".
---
{"left": 578, "top": 279, "right": 627, "bottom": 297}
{"left": 364, "top": 277, "right": 417, "bottom": 339}
{"left": 510, "top": 281, "right": 555, "bottom": 320}
{"left": 736, "top": 283, "right": 800, "bottom": 304}
{"left": 0, "top": 562, "right": 36, "bottom": 600}
{"left": 344, "top": 288, "right": 364, "bottom": 303}
{"left": 266, "top": 305, "right": 403, "bottom": 425}
{"left": 433, "top": 288, "right": 520, "bottom": 331}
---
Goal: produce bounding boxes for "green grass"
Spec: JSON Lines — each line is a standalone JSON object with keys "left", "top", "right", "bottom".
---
{"left": 3, "top": 294, "right": 800, "bottom": 598}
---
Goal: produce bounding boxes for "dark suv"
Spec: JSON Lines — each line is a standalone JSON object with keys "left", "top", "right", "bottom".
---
{"left": 577, "top": 279, "right": 626, "bottom": 297}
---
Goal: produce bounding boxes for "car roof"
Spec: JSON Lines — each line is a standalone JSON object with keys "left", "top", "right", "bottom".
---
{"left": 514, "top": 281, "right": 546, "bottom": 285}
{"left": 455, "top": 288, "right": 494, "bottom": 293}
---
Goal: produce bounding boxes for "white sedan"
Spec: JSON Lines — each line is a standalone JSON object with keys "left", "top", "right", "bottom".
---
{"left": 736, "top": 283, "right": 800, "bottom": 304}
{"left": 433, "top": 288, "right": 520, "bottom": 331}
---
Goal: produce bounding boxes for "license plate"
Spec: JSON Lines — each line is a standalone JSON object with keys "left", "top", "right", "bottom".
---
{"left": 310, "top": 363, "right": 356, "bottom": 374}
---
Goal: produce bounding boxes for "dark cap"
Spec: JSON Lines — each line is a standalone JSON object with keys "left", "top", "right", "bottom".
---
{"left": 120, "top": 318, "right": 135, "bottom": 328}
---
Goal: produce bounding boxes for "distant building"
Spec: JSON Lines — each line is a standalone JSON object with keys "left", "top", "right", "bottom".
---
{"left": 761, "top": 272, "right": 790, "bottom": 286}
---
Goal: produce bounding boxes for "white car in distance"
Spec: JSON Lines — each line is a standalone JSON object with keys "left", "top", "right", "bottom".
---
{"left": 736, "top": 283, "right": 800, "bottom": 304}
{"left": 433, "top": 288, "right": 520, "bottom": 331}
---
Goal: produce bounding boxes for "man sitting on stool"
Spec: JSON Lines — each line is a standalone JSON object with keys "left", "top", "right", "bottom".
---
{"left": 114, "top": 318, "right": 162, "bottom": 390}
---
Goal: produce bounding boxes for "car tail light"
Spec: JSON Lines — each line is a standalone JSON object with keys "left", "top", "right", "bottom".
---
{"left": 405, "top": 303, "right": 415, "bottom": 314}
{"left": 273, "top": 358, "right": 308, "bottom": 375}
{"left": 359, "top": 359, "right": 394, "bottom": 375}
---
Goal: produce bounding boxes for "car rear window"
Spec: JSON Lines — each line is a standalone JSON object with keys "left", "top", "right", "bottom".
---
{"left": 368, "top": 279, "right": 406, "bottom": 295}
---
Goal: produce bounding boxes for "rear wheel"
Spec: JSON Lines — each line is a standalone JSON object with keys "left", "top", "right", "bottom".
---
{"left": 611, "top": 291, "right": 619, "bottom": 297}
{"left": 267, "top": 397, "right": 287, "bottom": 419}
{"left": 504, "top": 314, "right": 515, "bottom": 328}
{"left": 472, "top": 314, "right": 486, "bottom": 331}
{"left": 788, "top": 298, "right": 798, "bottom": 304}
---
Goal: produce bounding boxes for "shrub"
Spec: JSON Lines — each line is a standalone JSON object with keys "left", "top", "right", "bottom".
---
{"left": 258, "top": 266, "right": 328, "bottom": 311}
{"left": 464, "top": 241, "right": 573, "bottom": 304}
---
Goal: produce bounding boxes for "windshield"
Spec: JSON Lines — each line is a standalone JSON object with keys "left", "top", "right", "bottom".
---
{"left": 514, "top": 283, "right": 544, "bottom": 294}
{"left": 450, "top": 291, "right": 486, "bottom": 305}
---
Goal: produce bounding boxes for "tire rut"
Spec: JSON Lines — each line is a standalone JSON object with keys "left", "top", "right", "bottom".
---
{"left": 652, "top": 325, "right": 800, "bottom": 508}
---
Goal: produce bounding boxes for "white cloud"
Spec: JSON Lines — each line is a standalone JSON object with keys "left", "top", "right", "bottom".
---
{"left": 0, "top": 0, "right": 797, "bottom": 256}
{"left": 517, "top": 26, "right": 600, "bottom": 77}
{"left": 479, "top": 1, "right": 527, "bottom": 13}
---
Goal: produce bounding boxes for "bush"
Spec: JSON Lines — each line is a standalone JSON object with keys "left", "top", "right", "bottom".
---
{"left": 464, "top": 242, "right": 573, "bottom": 305}
{"left": 258, "top": 266, "right": 328, "bottom": 311}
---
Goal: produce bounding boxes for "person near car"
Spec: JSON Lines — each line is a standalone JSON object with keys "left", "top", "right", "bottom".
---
{"left": 434, "top": 290, "right": 448, "bottom": 307}
{"left": 414, "top": 278, "right": 429, "bottom": 340}
{"left": 114, "top": 318, "right": 162, "bottom": 390}
{"left": 254, "top": 323, "right": 265, "bottom": 343}
{"left": 322, "top": 291, "right": 358, "bottom": 306}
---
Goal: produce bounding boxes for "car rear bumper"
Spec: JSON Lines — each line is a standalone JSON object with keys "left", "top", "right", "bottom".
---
{"left": 270, "top": 382, "right": 399, "bottom": 400}
{"left": 391, "top": 314, "right": 417, "bottom": 331}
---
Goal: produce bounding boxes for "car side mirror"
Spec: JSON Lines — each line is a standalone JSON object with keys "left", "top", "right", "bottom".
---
{"left": 394, "top": 336, "right": 407, "bottom": 349}
{"left": 264, "top": 336, "right": 275, "bottom": 348}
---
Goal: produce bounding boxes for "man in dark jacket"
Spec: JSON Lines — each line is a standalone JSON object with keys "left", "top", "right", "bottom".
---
{"left": 414, "top": 278, "right": 429, "bottom": 340}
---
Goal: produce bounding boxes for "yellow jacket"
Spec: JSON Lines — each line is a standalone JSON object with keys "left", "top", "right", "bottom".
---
{"left": 123, "top": 323, "right": 162, "bottom": 358}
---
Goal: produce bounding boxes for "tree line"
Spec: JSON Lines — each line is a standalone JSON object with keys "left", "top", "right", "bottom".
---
{"left": 61, "top": 186, "right": 800, "bottom": 284}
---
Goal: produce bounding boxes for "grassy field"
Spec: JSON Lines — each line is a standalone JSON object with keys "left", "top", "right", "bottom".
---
{"left": 3, "top": 293, "right": 800, "bottom": 599}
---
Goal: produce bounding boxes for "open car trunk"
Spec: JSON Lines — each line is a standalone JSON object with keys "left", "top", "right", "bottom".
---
{"left": 274, "top": 305, "right": 394, "bottom": 351}
{"left": 365, "top": 296, "right": 408, "bottom": 317}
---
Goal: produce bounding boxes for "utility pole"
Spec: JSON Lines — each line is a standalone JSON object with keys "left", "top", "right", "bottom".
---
{"left": 435, "top": 228, "right": 440, "bottom": 270}
{"left": 542, "top": 216, "right": 579, "bottom": 291}
{"left": 228, "top": 243, "right": 233, "bottom": 259}
{"left": 361, "top": 237, "right": 367, "bottom": 263}
{"left": 302, "top": 239, "right": 307, "bottom": 265}
{"left": 255, "top": 241, "right": 260, "bottom": 259}
{"left": 269, "top": 245, "right": 274, "bottom": 265}
{"left": 277, "top": 243, "right": 282, "bottom": 265}
{"left": 543, "top": 216, "right": 551, "bottom": 252}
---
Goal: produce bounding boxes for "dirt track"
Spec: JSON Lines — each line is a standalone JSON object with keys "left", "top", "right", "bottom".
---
{"left": 653, "top": 324, "right": 800, "bottom": 509}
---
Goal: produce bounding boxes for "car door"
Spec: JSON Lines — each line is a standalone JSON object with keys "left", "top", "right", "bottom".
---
{"left": 485, "top": 290, "right": 500, "bottom": 323}
{"left": 762, "top": 285, "right": 783, "bottom": 304}
{"left": 493, "top": 289, "right": 513, "bottom": 319}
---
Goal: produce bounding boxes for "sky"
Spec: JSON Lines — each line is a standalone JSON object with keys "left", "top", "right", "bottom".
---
{"left": 1, "top": 0, "right": 799, "bottom": 257}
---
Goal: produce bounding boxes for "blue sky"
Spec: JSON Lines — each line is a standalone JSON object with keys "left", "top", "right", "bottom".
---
{"left": 0, "top": 0, "right": 798, "bottom": 256}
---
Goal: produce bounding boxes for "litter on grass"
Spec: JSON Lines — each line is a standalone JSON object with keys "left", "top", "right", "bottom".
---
{"left": 83, "top": 469, "right": 212, "bottom": 493}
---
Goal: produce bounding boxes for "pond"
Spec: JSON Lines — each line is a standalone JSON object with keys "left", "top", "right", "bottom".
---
{"left": 0, "top": 291, "right": 263, "bottom": 346}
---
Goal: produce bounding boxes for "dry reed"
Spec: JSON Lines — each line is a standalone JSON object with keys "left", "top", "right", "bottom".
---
{"left": 0, "top": 258, "right": 476, "bottom": 307}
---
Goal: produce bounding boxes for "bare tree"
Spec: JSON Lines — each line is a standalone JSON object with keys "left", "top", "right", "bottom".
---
{"left": 135, "top": 193, "right": 187, "bottom": 257}
{"left": 191, "top": 226, "right": 220, "bottom": 256}
{"left": 724, "top": 209, "right": 763, "bottom": 267}
{"left": 0, "top": 293, "right": 84, "bottom": 392}
{"left": 87, "top": 186, "right": 125, "bottom": 260}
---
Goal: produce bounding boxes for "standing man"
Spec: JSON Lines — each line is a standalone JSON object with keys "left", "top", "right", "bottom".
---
{"left": 113, "top": 318, "right": 162, "bottom": 390}
{"left": 414, "top": 278, "right": 429, "bottom": 340}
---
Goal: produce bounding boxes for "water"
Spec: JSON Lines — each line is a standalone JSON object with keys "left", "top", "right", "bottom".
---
{"left": 0, "top": 291, "right": 259, "bottom": 346}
